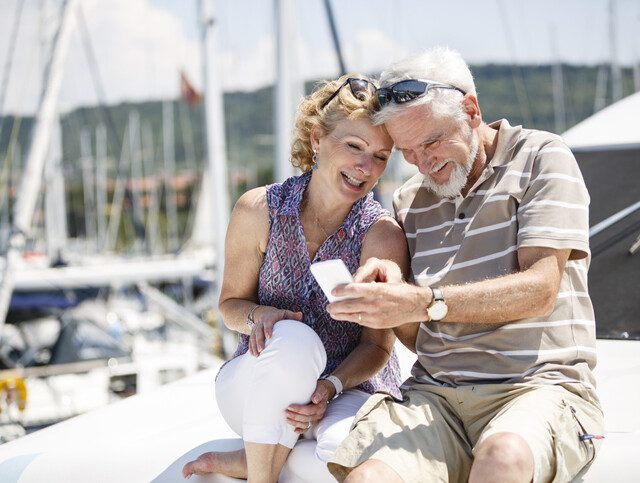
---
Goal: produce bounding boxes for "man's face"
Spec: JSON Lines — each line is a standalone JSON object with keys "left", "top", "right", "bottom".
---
{"left": 385, "top": 104, "right": 479, "bottom": 198}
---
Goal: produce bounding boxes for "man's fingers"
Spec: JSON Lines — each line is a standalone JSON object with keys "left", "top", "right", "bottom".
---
{"left": 332, "top": 281, "right": 380, "bottom": 298}
{"left": 352, "top": 257, "right": 382, "bottom": 282}
{"left": 327, "top": 297, "right": 368, "bottom": 316}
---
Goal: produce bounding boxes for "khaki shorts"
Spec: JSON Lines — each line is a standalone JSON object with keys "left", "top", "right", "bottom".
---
{"left": 327, "top": 383, "right": 604, "bottom": 483}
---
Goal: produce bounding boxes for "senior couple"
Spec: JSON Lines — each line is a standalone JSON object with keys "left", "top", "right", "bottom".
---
{"left": 183, "top": 47, "right": 603, "bottom": 483}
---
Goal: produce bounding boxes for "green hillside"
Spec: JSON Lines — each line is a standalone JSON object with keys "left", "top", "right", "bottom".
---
{"left": 1, "top": 63, "right": 637, "bottom": 246}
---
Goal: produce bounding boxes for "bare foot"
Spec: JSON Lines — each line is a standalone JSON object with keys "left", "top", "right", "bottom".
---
{"left": 182, "top": 449, "right": 247, "bottom": 479}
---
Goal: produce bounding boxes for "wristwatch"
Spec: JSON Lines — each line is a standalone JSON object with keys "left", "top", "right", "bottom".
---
{"left": 321, "top": 375, "right": 343, "bottom": 400}
{"left": 426, "top": 287, "right": 448, "bottom": 322}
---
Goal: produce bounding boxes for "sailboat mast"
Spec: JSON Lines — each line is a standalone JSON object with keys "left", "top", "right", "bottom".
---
{"left": 199, "top": 0, "right": 229, "bottom": 292}
{"left": 0, "top": 0, "right": 78, "bottom": 329}
{"left": 274, "top": 0, "right": 300, "bottom": 182}
{"left": 44, "top": 114, "right": 68, "bottom": 259}
{"left": 80, "top": 127, "right": 97, "bottom": 250}
{"left": 162, "top": 101, "right": 179, "bottom": 251}
{"left": 550, "top": 25, "right": 566, "bottom": 134}
{"left": 95, "top": 123, "right": 108, "bottom": 246}
{"left": 609, "top": 0, "right": 623, "bottom": 102}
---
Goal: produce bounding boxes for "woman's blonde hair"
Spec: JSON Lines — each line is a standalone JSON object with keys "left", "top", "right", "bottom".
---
{"left": 290, "top": 74, "right": 378, "bottom": 172}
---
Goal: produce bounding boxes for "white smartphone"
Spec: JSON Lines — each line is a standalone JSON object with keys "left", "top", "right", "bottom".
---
{"left": 310, "top": 259, "right": 355, "bottom": 303}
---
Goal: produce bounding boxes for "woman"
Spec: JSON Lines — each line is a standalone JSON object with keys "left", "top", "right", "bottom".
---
{"left": 182, "top": 74, "right": 408, "bottom": 482}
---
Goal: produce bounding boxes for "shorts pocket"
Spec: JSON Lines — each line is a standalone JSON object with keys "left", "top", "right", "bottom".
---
{"left": 349, "top": 392, "right": 393, "bottom": 431}
{"left": 551, "top": 400, "right": 597, "bottom": 482}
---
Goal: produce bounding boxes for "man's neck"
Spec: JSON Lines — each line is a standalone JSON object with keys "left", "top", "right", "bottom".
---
{"left": 461, "top": 123, "right": 499, "bottom": 197}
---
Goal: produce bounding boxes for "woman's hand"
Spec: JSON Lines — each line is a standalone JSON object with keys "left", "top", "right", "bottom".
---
{"left": 285, "top": 379, "right": 335, "bottom": 433}
{"left": 249, "top": 307, "right": 303, "bottom": 356}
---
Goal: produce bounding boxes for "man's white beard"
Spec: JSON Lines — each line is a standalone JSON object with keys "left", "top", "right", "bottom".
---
{"left": 422, "top": 134, "right": 479, "bottom": 199}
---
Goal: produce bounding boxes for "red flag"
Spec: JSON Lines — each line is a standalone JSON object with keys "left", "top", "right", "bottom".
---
{"left": 180, "top": 70, "right": 202, "bottom": 105}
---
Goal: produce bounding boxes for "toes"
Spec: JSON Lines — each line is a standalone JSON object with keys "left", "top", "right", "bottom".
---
{"left": 182, "top": 462, "right": 194, "bottom": 479}
{"left": 182, "top": 453, "right": 218, "bottom": 478}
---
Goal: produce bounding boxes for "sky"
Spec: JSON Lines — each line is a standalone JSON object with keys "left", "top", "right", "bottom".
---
{"left": 1, "top": 0, "right": 639, "bottom": 115}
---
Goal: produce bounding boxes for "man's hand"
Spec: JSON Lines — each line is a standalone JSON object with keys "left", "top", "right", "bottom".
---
{"left": 327, "top": 281, "right": 428, "bottom": 329}
{"left": 354, "top": 257, "right": 404, "bottom": 283}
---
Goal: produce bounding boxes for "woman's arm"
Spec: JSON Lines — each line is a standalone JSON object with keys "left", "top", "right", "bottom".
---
{"left": 218, "top": 187, "right": 268, "bottom": 334}
{"left": 328, "top": 216, "right": 410, "bottom": 391}
{"left": 219, "top": 187, "right": 302, "bottom": 355}
{"left": 286, "top": 216, "right": 409, "bottom": 431}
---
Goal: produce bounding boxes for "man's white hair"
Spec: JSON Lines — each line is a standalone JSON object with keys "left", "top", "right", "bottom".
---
{"left": 373, "top": 46, "right": 476, "bottom": 125}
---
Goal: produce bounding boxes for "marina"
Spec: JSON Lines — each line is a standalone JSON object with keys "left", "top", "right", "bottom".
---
{"left": 1, "top": 1, "right": 639, "bottom": 481}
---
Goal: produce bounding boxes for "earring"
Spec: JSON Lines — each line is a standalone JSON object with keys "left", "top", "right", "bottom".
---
{"left": 311, "top": 149, "right": 318, "bottom": 170}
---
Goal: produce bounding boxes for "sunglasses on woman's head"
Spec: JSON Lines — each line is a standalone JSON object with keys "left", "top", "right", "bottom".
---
{"left": 321, "top": 78, "right": 377, "bottom": 109}
{"left": 376, "top": 79, "right": 466, "bottom": 108}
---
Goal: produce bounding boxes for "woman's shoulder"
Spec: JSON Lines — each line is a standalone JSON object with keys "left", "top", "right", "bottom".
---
{"left": 232, "top": 187, "right": 269, "bottom": 228}
{"left": 235, "top": 186, "right": 268, "bottom": 213}
{"left": 360, "top": 214, "right": 408, "bottom": 274}
{"left": 229, "top": 187, "right": 270, "bottom": 251}
{"left": 352, "top": 194, "right": 390, "bottom": 230}
{"left": 364, "top": 214, "right": 404, "bottom": 243}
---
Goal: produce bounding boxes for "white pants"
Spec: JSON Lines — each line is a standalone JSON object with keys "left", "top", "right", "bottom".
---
{"left": 216, "top": 320, "right": 370, "bottom": 482}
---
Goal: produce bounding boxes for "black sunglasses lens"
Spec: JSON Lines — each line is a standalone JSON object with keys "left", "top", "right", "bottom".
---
{"left": 348, "top": 79, "right": 373, "bottom": 100}
{"left": 377, "top": 89, "right": 392, "bottom": 107}
{"left": 392, "top": 80, "right": 427, "bottom": 103}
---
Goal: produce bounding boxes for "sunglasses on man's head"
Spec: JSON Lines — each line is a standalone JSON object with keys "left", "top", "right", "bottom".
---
{"left": 376, "top": 79, "right": 466, "bottom": 108}
{"left": 321, "top": 78, "right": 377, "bottom": 109}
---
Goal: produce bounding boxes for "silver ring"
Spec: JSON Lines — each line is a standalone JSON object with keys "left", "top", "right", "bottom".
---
{"left": 358, "top": 313, "right": 362, "bottom": 323}
{"left": 306, "top": 421, "right": 311, "bottom": 430}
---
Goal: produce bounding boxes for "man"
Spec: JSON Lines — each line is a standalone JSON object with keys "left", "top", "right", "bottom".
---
{"left": 325, "top": 47, "right": 603, "bottom": 483}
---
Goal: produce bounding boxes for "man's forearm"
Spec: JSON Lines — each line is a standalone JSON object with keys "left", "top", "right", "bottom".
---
{"left": 329, "top": 249, "right": 565, "bottom": 328}
{"left": 441, "top": 268, "right": 556, "bottom": 324}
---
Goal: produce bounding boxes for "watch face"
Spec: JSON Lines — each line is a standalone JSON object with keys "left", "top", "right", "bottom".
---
{"left": 429, "top": 301, "right": 448, "bottom": 321}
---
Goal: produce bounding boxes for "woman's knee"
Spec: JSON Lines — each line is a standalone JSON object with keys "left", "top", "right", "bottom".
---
{"left": 264, "top": 320, "right": 326, "bottom": 370}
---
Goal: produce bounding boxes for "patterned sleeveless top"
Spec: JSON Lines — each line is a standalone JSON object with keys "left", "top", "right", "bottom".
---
{"left": 230, "top": 172, "right": 402, "bottom": 398}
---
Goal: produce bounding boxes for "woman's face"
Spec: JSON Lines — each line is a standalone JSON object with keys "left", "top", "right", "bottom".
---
{"left": 312, "top": 118, "right": 393, "bottom": 204}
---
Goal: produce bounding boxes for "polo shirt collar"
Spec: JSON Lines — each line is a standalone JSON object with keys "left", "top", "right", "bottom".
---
{"left": 487, "top": 119, "right": 524, "bottom": 168}
{"left": 465, "top": 119, "right": 523, "bottom": 194}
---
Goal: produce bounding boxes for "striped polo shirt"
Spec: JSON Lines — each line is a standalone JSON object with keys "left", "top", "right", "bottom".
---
{"left": 394, "top": 119, "right": 598, "bottom": 404}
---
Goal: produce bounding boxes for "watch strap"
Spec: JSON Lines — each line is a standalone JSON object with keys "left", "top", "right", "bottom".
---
{"left": 431, "top": 287, "right": 444, "bottom": 302}
{"left": 426, "top": 286, "right": 447, "bottom": 322}
{"left": 322, "top": 375, "right": 343, "bottom": 399}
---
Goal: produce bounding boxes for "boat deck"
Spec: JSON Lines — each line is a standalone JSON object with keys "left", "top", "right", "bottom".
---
{"left": 0, "top": 339, "right": 638, "bottom": 482}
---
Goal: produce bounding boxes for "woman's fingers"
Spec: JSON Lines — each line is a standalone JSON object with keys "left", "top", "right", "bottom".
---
{"left": 254, "top": 324, "right": 266, "bottom": 353}
{"left": 248, "top": 331, "right": 257, "bottom": 356}
{"left": 284, "top": 310, "right": 303, "bottom": 321}
{"left": 262, "top": 319, "right": 275, "bottom": 340}
{"left": 311, "top": 379, "right": 333, "bottom": 404}
{"left": 285, "top": 412, "right": 321, "bottom": 433}
{"left": 285, "top": 400, "right": 327, "bottom": 426}
{"left": 249, "top": 308, "right": 306, "bottom": 356}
